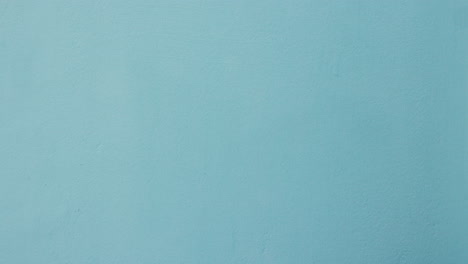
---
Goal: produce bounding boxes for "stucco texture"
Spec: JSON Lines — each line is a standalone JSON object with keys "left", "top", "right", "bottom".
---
{"left": 0, "top": 0, "right": 467, "bottom": 263}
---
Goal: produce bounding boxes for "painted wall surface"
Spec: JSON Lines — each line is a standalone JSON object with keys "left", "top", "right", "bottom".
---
{"left": 0, "top": 1, "right": 467, "bottom": 263}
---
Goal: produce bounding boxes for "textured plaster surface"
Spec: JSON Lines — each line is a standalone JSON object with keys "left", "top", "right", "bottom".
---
{"left": 0, "top": 0, "right": 467, "bottom": 263}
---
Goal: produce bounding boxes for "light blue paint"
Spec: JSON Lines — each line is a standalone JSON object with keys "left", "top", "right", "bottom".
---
{"left": 0, "top": 0, "right": 467, "bottom": 263}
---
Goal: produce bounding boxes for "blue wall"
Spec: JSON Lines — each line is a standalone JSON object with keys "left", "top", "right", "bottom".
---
{"left": 0, "top": 1, "right": 467, "bottom": 263}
